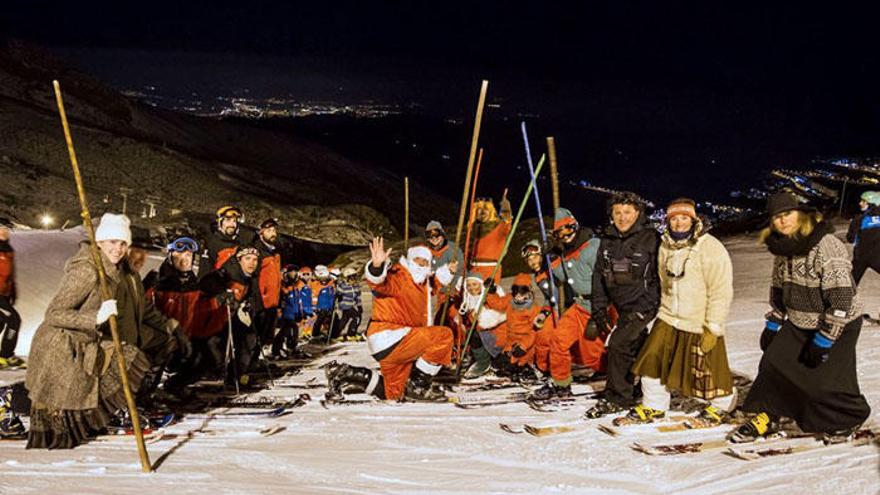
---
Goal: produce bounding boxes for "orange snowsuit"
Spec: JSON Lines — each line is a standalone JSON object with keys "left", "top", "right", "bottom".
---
{"left": 365, "top": 261, "right": 454, "bottom": 400}
{"left": 469, "top": 219, "right": 511, "bottom": 283}
{"left": 503, "top": 303, "right": 545, "bottom": 367}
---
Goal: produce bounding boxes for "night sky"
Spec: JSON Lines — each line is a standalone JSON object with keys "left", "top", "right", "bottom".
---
{"left": 4, "top": 2, "right": 880, "bottom": 205}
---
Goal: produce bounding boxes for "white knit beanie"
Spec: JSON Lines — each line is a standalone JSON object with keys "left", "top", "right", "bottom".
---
{"left": 95, "top": 213, "right": 132, "bottom": 245}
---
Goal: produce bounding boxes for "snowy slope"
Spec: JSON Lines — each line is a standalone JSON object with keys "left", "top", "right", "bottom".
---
{"left": 0, "top": 228, "right": 878, "bottom": 495}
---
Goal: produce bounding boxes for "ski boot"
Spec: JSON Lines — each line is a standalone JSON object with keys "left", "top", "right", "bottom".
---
{"left": 324, "top": 362, "right": 384, "bottom": 401}
{"left": 583, "top": 398, "right": 628, "bottom": 419}
{"left": 528, "top": 380, "right": 573, "bottom": 401}
{"left": 108, "top": 407, "right": 151, "bottom": 432}
{"left": 697, "top": 404, "right": 727, "bottom": 426}
{"left": 0, "top": 356, "right": 25, "bottom": 369}
{"left": 0, "top": 386, "right": 25, "bottom": 439}
{"left": 464, "top": 347, "right": 492, "bottom": 379}
{"left": 821, "top": 425, "right": 862, "bottom": 445}
{"left": 404, "top": 367, "right": 446, "bottom": 402}
{"left": 621, "top": 404, "right": 666, "bottom": 424}
{"left": 727, "top": 412, "right": 778, "bottom": 443}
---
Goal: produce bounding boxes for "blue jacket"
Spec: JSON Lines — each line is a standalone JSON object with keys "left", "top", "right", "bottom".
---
{"left": 281, "top": 282, "right": 312, "bottom": 320}
{"left": 315, "top": 284, "right": 335, "bottom": 312}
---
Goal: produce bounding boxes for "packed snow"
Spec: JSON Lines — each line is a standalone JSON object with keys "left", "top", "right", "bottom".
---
{"left": 0, "top": 227, "right": 878, "bottom": 494}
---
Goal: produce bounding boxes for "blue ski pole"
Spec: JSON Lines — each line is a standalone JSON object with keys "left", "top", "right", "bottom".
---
{"left": 521, "top": 122, "right": 561, "bottom": 321}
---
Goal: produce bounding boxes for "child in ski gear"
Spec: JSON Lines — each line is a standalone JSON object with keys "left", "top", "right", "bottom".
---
{"left": 846, "top": 190, "right": 880, "bottom": 284}
{"left": 586, "top": 193, "right": 660, "bottom": 418}
{"left": 0, "top": 222, "right": 23, "bottom": 369}
{"left": 273, "top": 266, "right": 304, "bottom": 357}
{"left": 25, "top": 213, "right": 151, "bottom": 449}
{"left": 730, "top": 192, "right": 870, "bottom": 443}
{"left": 502, "top": 273, "right": 546, "bottom": 382}
{"left": 469, "top": 192, "right": 512, "bottom": 283}
{"left": 334, "top": 268, "right": 363, "bottom": 341}
{"left": 628, "top": 198, "right": 736, "bottom": 424}
{"left": 326, "top": 239, "right": 454, "bottom": 402}
{"left": 310, "top": 265, "right": 335, "bottom": 341}
{"left": 295, "top": 266, "right": 315, "bottom": 337}
{"left": 254, "top": 218, "right": 282, "bottom": 349}
{"left": 202, "top": 205, "right": 253, "bottom": 276}
{"left": 530, "top": 208, "right": 607, "bottom": 401}
{"left": 454, "top": 271, "right": 508, "bottom": 379}
{"left": 520, "top": 240, "right": 554, "bottom": 373}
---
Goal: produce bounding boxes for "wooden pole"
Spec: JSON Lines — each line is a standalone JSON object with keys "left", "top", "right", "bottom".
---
{"left": 404, "top": 176, "right": 410, "bottom": 250}
{"left": 438, "top": 80, "right": 489, "bottom": 329}
{"left": 546, "top": 137, "right": 560, "bottom": 213}
{"left": 454, "top": 147, "right": 484, "bottom": 360}
{"left": 52, "top": 80, "right": 153, "bottom": 473}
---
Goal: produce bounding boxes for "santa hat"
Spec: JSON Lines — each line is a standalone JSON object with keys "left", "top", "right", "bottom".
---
{"left": 553, "top": 207, "right": 577, "bottom": 230}
{"left": 666, "top": 198, "right": 697, "bottom": 220}
{"left": 512, "top": 273, "right": 532, "bottom": 288}
{"left": 406, "top": 245, "right": 432, "bottom": 263}
{"left": 95, "top": 213, "right": 132, "bottom": 245}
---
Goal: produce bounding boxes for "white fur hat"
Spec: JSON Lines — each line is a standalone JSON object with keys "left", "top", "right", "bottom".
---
{"left": 407, "top": 245, "right": 432, "bottom": 263}
{"left": 95, "top": 213, "right": 132, "bottom": 245}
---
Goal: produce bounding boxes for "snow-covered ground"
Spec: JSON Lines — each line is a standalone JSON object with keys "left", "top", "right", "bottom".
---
{"left": 0, "top": 227, "right": 878, "bottom": 494}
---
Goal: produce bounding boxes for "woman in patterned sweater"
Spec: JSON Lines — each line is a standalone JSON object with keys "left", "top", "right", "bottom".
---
{"left": 730, "top": 192, "right": 871, "bottom": 443}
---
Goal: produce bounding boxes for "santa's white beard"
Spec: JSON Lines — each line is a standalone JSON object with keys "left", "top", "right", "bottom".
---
{"left": 401, "top": 256, "right": 431, "bottom": 285}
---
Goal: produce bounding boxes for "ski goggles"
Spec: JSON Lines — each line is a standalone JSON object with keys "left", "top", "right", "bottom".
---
{"left": 425, "top": 229, "right": 445, "bottom": 239}
{"left": 520, "top": 244, "right": 542, "bottom": 258}
{"left": 167, "top": 237, "right": 199, "bottom": 253}
{"left": 216, "top": 206, "right": 243, "bottom": 220}
{"left": 552, "top": 223, "right": 577, "bottom": 239}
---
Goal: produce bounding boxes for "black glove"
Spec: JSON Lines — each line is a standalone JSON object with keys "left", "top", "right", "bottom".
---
{"left": 800, "top": 333, "right": 832, "bottom": 368}
{"left": 483, "top": 278, "right": 497, "bottom": 294}
{"left": 511, "top": 343, "right": 527, "bottom": 358}
{"left": 760, "top": 318, "right": 782, "bottom": 352}
{"left": 217, "top": 291, "right": 237, "bottom": 308}
{"left": 584, "top": 319, "right": 600, "bottom": 340}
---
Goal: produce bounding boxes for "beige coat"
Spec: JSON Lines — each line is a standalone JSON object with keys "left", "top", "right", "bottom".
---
{"left": 25, "top": 243, "right": 134, "bottom": 410}
{"left": 656, "top": 226, "right": 733, "bottom": 336}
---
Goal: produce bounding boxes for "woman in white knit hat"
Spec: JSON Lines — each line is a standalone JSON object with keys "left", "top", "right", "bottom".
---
{"left": 24, "top": 213, "right": 150, "bottom": 448}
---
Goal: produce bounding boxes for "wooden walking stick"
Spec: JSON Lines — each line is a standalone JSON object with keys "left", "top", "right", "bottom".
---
{"left": 52, "top": 80, "right": 152, "bottom": 473}
{"left": 404, "top": 176, "right": 410, "bottom": 250}
{"left": 547, "top": 137, "right": 560, "bottom": 213}
{"left": 454, "top": 147, "right": 484, "bottom": 360}
{"left": 439, "top": 80, "right": 489, "bottom": 329}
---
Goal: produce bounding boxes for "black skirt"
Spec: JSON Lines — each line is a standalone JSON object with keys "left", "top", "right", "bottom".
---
{"left": 742, "top": 318, "right": 870, "bottom": 433}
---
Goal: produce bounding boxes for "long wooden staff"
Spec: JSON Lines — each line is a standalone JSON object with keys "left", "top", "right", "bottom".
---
{"left": 454, "top": 147, "right": 484, "bottom": 360}
{"left": 404, "top": 176, "right": 410, "bottom": 250}
{"left": 547, "top": 137, "right": 561, "bottom": 212}
{"left": 52, "top": 80, "right": 152, "bottom": 473}
{"left": 438, "top": 80, "right": 489, "bottom": 328}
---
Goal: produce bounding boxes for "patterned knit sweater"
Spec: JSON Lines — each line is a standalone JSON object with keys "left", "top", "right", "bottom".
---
{"left": 768, "top": 225, "right": 862, "bottom": 343}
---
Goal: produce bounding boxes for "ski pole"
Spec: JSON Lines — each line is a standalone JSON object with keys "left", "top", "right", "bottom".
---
{"left": 455, "top": 154, "right": 546, "bottom": 377}
{"left": 225, "top": 301, "right": 240, "bottom": 396}
{"left": 522, "top": 123, "right": 561, "bottom": 321}
{"left": 439, "top": 81, "right": 488, "bottom": 329}
{"left": 52, "top": 80, "right": 152, "bottom": 473}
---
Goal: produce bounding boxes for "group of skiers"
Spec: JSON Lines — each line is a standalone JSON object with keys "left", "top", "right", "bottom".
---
{"left": 0, "top": 206, "right": 363, "bottom": 448}
{"left": 0, "top": 188, "right": 877, "bottom": 449}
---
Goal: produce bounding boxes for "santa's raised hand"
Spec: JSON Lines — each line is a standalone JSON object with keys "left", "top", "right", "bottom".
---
{"left": 370, "top": 236, "right": 393, "bottom": 268}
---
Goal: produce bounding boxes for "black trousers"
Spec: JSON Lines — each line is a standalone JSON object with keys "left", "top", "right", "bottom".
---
{"left": 604, "top": 311, "right": 653, "bottom": 406}
{"left": 852, "top": 254, "right": 880, "bottom": 284}
{"left": 0, "top": 296, "right": 21, "bottom": 358}
{"left": 313, "top": 310, "right": 333, "bottom": 338}
{"left": 256, "top": 309, "right": 279, "bottom": 346}
{"left": 272, "top": 318, "right": 300, "bottom": 355}
{"left": 334, "top": 308, "right": 362, "bottom": 338}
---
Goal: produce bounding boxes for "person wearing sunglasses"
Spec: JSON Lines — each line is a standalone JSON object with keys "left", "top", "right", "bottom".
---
{"left": 469, "top": 191, "right": 512, "bottom": 283}
{"left": 585, "top": 192, "right": 660, "bottom": 419}
{"left": 148, "top": 236, "right": 226, "bottom": 395}
{"left": 529, "top": 208, "right": 606, "bottom": 401}
{"left": 626, "top": 198, "right": 735, "bottom": 425}
{"left": 425, "top": 221, "right": 464, "bottom": 305}
{"left": 729, "top": 192, "right": 869, "bottom": 444}
{"left": 519, "top": 239, "right": 555, "bottom": 376}
{"left": 203, "top": 205, "right": 254, "bottom": 276}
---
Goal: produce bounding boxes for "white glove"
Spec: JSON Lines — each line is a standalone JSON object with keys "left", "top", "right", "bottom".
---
{"left": 237, "top": 306, "right": 252, "bottom": 327}
{"left": 96, "top": 299, "right": 118, "bottom": 325}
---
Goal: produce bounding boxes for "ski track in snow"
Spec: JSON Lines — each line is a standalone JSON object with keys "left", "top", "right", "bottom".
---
{"left": 0, "top": 227, "right": 878, "bottom": 494}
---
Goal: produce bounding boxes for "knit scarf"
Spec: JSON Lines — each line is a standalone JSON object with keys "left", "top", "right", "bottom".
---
{"left": 765, "top": 220, "right": 834, "bottom": 257}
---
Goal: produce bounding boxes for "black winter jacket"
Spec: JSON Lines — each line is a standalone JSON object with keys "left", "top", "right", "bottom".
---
{"left": 591, "top": 216, "right": 660, "bottom": 317}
